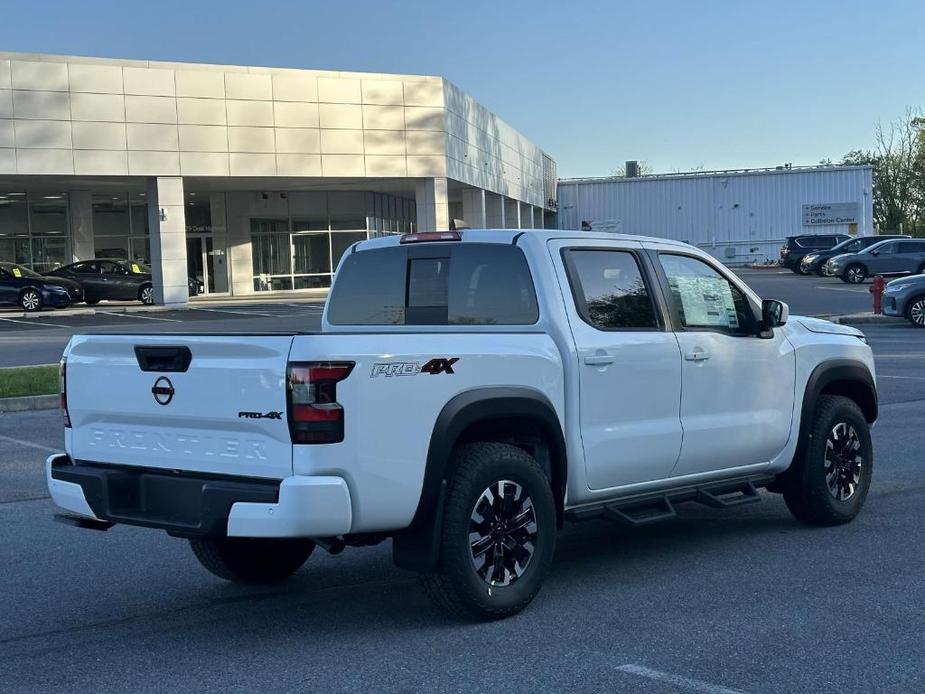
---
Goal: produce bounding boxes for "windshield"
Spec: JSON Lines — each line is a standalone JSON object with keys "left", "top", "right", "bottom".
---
{"left": 1, "top": 263, "right": 43, "bottom": 279}
{"left": 830, "top": 238, "right": 863, "bottom": 254}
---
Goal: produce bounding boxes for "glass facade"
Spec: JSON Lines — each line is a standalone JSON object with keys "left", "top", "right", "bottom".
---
{"left": 0, "top": 192, "right": 71, "bottom": 272}
{"left": 248, "top": 191, "right": 414, "bottom": 292}
{"left": 0, "top": 186, "right": 414, "bottom": 295}
{"left": 92, "top": 192, "right": 150, "bottom": 263}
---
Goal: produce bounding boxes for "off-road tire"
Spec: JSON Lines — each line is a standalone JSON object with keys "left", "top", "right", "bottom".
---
{"left": 782, "top": 395, "right": 872, "bottom": 526}
{"left": 421, "top": 442, "right": 556, "bottom": 620}
{"left": 189, "top": 537, "right": 314, "bottom": 584}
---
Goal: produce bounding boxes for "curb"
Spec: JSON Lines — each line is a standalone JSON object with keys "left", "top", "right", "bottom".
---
{"left": 0, "top": 394, "right": 60, "bottom": 413}
{"left": 823, "top": 314, "right": 906, "bottom": 325}
{"left": 1, "top": 304, "right": 185, "bottom": 320}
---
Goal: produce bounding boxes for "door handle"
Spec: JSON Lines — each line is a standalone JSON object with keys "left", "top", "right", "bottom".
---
{"left": 684, "top": 350, "right": 710, "bottom": 362}
{"left": 584, "top": 354, "right": 615, "bottom": 366}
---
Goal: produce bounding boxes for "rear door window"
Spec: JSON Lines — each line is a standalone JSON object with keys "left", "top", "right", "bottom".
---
{"left": 328, "top": 243, "right": 539, "bottom": 326}
{"left": 563, "top": 249, "right": 658, "bottom": 330}
{"left": 899, "top": 241, "right": 925, "bottom": 253}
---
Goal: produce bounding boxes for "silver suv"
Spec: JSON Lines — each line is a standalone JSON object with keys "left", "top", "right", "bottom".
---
{"left": 827, "top": 238, "right": 925, "bottom": 283}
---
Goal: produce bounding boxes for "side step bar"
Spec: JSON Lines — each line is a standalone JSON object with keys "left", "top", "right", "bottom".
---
{"left": 566, "top": 475, "right": 776, "bottom": 527}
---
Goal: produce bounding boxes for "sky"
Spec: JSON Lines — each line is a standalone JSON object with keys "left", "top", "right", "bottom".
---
{"left": 1, "top": 0, "right": 923, "bottom": 177}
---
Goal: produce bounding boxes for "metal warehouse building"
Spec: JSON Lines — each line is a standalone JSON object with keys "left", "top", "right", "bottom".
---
{"left": 557, "top": 165, "right": 874, "bottom": 265}
{"left": 0, "top": 52, "right": 557, "bottom": 305}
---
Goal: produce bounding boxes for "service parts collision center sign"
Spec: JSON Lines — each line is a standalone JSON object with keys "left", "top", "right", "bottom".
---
{"left": 802, "top": 202, "right": 860, "bottom": 226}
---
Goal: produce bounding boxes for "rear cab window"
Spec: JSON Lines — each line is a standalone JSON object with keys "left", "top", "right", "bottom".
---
{"left": 327, "top": 242, "right": 539, "bottom": 326}
{"left": 561, "top": 249, "right": 659, "bottom": 330}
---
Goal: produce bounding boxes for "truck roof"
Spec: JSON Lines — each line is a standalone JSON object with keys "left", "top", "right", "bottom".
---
{"left": 356, "top": 228, "right": 694, "bottom": 251}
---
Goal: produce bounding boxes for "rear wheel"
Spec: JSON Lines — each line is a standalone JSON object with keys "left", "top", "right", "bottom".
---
{"left": 20, "top": 288, "right": 42, "bottom": 312}
{"left": 906, "top": 295, "right": 925, "bottom": 328}
{"left": 421, "top": 442, "right": 556, "bottom": 620}
{"left": 782, "top": 395, "right": 872, "bottom": 525}
{"left": 843, "top": 264, "right": 866, "bottom": 284}
{"left": 84, "top": 297, "right": 100, "bottom": 305}
{"left": 189, "top": 537, "right": 314, "bottom": 584}
{"left": 139, "top": 284, "right": 155, "bottom": 305}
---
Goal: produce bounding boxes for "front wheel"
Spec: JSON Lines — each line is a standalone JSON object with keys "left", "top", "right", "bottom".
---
{"left": 843, "top": 264, "right": 867, "bottom": 284}
{"left": 139, "top": 284, "right": 155, "bottom": 305}
{"left": 421, "top": 442, "right": 557, "bottom": 620}
{"left": 20, "top": 288, "right": 42, "bottom": 312}
{"left": 189, "top": 537, "right": 314, "bottom": 584}
{"left": 906, "top": 295, "right": 925, "bottom": 328}
{"left": 782, "top": 395, "right": 873, "bottom": 525}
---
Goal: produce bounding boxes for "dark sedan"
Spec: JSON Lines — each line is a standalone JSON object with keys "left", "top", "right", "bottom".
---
{"left": 0, "top": 262, "right": 84, "bottom": 312}
{"left": 46, "top": 259, "right": 201, "bottom": 305}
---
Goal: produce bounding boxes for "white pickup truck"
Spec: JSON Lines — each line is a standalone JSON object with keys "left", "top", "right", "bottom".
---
{"left": 48, "top": 229, "right": 877, "bottom": 619}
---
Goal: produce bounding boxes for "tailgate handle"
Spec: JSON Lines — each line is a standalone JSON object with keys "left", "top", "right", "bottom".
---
{"left": 134, "top": 346, "right": 192, "bottom": 373}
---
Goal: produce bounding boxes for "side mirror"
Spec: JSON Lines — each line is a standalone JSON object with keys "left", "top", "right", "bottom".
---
{"left": 762, "top": 299, "right": 789, "bottom": 329}
{"left": 870, "top": 250, "right": 879, "bottom": 256}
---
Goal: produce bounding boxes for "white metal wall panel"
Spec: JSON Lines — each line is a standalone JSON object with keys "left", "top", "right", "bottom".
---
{"left": 557, "top": 167, "right": 873, "bottom": 265}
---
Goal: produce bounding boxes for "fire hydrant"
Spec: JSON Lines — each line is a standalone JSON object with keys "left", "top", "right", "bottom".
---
{"left": 870, "top": 274, "right": 885, "bottom": 314}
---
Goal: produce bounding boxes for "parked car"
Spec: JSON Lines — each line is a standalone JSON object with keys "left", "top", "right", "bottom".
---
{"left": 46, "top": 259, "right": 201, "bottom": 305}
{"left": 800, "top": 234, "right": 910, "bottom": 276}
{"left": 882, "top": 274, "right": 925, "bottom": 327}
{"left": 0, "top": 262, "right": 83, "bottom": 312}
{"left": 780, "top": 233, "right": 850, "bottom": 273}
{"left": 825, "top": 238, "right": 925, "bottom": 284}
{"left": 48, "top": 229, "right": 877, "bottom": 620}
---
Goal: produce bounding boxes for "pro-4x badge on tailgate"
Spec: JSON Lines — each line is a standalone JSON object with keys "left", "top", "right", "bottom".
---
{"left": 371, "top": 358, "right": 459, "bottom": 378}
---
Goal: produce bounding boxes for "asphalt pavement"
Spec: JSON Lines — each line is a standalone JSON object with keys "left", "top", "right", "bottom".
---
{"left": 0, "top": 269, "right": 884, "bottom": 368}
{"left": 1, "top": 324, "right": 923, "bottom": 693}
{"left": 0, "top": 300, "right": 326, "bottom": 367}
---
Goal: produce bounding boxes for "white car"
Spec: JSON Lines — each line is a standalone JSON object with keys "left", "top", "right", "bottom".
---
{"left": 48, "top": 229, "right": 877, "bottom": 619}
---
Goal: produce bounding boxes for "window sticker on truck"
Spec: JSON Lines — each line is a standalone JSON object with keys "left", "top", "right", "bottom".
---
{"left": 371, "top": 358, "right": 459, "bottom": 378}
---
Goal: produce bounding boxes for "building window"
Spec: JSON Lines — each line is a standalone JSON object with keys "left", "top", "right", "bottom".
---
{"left": 0, "top": 192, "right": 71, "bottom": 272}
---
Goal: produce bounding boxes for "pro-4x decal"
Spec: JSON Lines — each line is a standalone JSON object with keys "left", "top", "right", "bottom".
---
{"left": 371, "top": 358, "right": 459, "bottom": 378}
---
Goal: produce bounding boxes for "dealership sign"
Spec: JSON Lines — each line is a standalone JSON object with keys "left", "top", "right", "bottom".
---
{"left": 802, "top": 202, "right": 859, "bottom": 226}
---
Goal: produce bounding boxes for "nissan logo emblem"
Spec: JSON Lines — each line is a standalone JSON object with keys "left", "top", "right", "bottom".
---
{"left": 152, "top": 376, "right": 175, "bottom": 406}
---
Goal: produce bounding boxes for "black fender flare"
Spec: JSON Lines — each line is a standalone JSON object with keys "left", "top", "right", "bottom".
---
{"left": 777, "top": 359, "right": 877, "bottom": 487}
{"left": 392, "top": 387, "right": 566, "bottom": 573}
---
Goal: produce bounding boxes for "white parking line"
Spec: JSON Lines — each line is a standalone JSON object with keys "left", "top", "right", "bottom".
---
{"left": 878, "top": 374, "right": 925, "bottom": 381}
{"left": 815, "top": 286, "right": 867, "bottom": 293}
{"left": 97, "top": 311, "right": 182, "bottom": 322}
{"left": 0, "top": 433, "right": 59, "bottom": 454}
{"left": 0, "top": 317, "right": 69, "bottom": 329}
{"left": 615, "top": 664, "right": 747, "bottom": 694}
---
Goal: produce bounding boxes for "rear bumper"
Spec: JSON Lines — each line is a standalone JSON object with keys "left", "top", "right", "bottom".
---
{"left": 46, "top": 454, "right": 352, "bottom": 538}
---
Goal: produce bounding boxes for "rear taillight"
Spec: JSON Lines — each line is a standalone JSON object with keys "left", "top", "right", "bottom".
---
{"left": 59, "top": 357, "right": 70, "bottom": 428}
{"left": 287, "top": 361, "right": 354, "bottom": 444}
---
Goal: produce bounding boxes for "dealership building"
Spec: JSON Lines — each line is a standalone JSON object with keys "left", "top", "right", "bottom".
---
{"left": 0, "top": 52, "right": 557, "bottom": 304}
{"left": 557, "top": 164, "right": 875, "bottom": 265}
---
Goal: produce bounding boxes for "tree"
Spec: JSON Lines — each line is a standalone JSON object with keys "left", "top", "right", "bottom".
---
{"left": 611, "top": 161, "right": 654, "bottom": 177}
{"left": 857, "top": 108, "right": 924, "bottom": 233}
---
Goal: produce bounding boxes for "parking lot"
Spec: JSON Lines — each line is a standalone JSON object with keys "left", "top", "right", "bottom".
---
{"left": 0, "top": 321, "right": 922, "bottom": 693}
{"left": 0, "top": 299, "right": 326, "bottom": 367}
{"left": 0, "top": 264, "right": 922, "bottom": 692}
{"left": 0, "top": 266, "right": 891, "bottom": 368}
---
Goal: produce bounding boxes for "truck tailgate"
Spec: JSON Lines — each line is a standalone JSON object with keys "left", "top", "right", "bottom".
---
{"left": 65, "top": 334, "right": 294, "bottom": 479}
